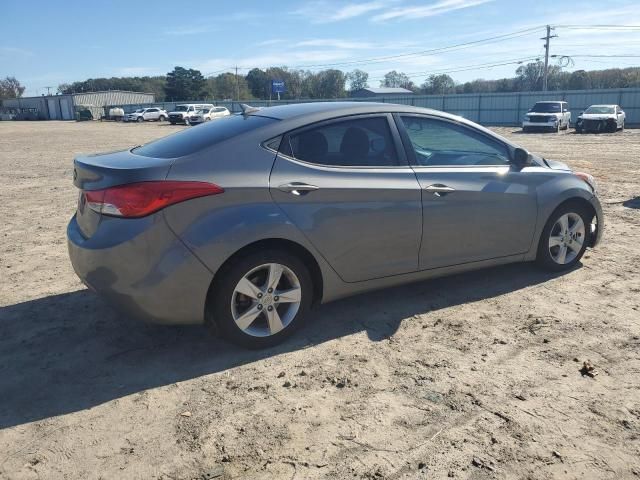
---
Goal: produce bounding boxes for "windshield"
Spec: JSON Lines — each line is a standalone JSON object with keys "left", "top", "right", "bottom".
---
{"left": 174, "top": 105, "right": 189, "bottom": 112}
{"left": 531, "top": 103, "right": 561, "bottom": 113}
{"left": 134, "top": 109, "right": 144, "bottom": 113}
{"left": 584, "top": 106, "right": 614, "bottom": 114}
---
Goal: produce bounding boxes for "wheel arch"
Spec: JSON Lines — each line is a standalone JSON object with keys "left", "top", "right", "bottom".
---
{"left": 533, "top": 195, "right": 597, "bottom": 256}
{"left": 205, "top": 238, "right": 324, "bottom": 329}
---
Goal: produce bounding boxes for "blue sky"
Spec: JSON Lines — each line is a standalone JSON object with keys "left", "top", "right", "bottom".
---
{"left": 3, "top": 0, "right": 640, "bottom": 96}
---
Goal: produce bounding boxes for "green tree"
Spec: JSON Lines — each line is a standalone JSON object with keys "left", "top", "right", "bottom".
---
{"left": 209, "top": 73, "right": 250, "bottom": 100}
{"left": 0, "top": 76, "right": 26, "bottom": 99}
{"left": 246, "top": 68, "right": 269, "bottom": 99}
{"left": 421, "top": 74, "right": 455, "bottom": 94}
{"left": 164, "top": 67, "right": 206, "bottom": 101}
{"left": 346, "top": 69, "right": 369, "bottom": 91}
{"left": 381, "top": 70, "right": 411, "bottom": 89}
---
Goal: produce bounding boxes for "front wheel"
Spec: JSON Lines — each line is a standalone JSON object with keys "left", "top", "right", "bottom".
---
{"left": 536, "top": 204, "right": 592, "bottom": 271}
{"left": 137, "top": 116, "right": 144, "bottom": 123}
{"left": 158, "top": 115, "right": 166, "bottom": 122}
{"left": 210, "top": 250, "right": 313, "bottom": 349}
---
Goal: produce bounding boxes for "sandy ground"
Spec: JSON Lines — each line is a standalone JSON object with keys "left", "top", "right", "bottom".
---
{"left": 0, "top": 120, "right": 639, "bottom": 480}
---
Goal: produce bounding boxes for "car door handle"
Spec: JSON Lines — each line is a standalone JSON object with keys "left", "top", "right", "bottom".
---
{"left": 278, "top": 182, "right": 320, "bottom": 195}
{"left": 425, "top": 184, "right": 455, "bottom": 196}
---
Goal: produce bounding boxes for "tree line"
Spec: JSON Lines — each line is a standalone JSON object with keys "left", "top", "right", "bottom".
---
{"left": 2, "top": 63, "right": 640, "bottom": 102}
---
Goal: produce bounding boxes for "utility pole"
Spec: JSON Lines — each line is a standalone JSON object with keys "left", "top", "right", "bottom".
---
{"left": 235, "top": 65, "right": 239, "bottom": 101}
{"left": 541, "top": 25, "right": 557, "bottom": 91}
{"left": 44, "top": 86, "right": 53, "bottom": 96}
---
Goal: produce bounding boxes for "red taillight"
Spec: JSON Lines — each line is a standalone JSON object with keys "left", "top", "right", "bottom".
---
{"left": 84, "top": 181, "right": 224, "bottom": 218}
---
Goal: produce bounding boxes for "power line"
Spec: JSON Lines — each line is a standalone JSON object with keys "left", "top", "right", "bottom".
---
{"left": 368, "top": 56, "right": 541, "bottom": 81}
{"left": 553, "top": 54, "right": 640, "bottom": 58}
{"left": 287, "top": 26, "right": 545, "bottom": 69}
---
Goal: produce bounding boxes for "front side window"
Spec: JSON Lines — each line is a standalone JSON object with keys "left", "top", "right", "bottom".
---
{"left": 283, "top": 116, "right": 400, "bottom": 167}
{"left": 400, "top": 116, "right": 510, "bottom": 167}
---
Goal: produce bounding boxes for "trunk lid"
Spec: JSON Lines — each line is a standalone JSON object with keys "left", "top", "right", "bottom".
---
{"left": 73, "top": 149, "right": 173, "bottom": 237}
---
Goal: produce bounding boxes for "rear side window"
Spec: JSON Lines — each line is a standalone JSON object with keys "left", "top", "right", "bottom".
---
{"left": 282, "top": 116, "right": 400, "bottom": 167}
{"left": 133, "top": 115, "right": 277, "bottom": 158}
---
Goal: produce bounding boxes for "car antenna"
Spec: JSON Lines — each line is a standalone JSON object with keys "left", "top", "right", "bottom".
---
{"left": 239, "top": 103, "right": 261, "bottom": 115}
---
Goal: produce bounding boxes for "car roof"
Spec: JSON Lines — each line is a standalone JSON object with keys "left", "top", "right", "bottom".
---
{"left": 588, "top": 104, "right": 615, "bottom": 107}
{"left": 245, "top": 101, "right": 518, "bottom": 150}
{"left": 534, "top": 100, "right": 565, "bottom": 103}
{"left": 250, "top": 101, "right": 446, "bottom": 121}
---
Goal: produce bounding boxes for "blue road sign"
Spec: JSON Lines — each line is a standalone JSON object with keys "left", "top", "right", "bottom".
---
{"left": 271, "top": 80, "right": 286, "bottom": 94}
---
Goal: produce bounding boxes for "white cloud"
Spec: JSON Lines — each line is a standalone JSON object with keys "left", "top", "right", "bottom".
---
{"left": 296, "top": 39, "right": 375, "bottom": 49}
{"left": 293, "top": 0, "right": 390, "bottom": 23}
{"left": 372, "top": 0, "right": 494, "bottom": 22}
{"left": 0, "top": 46, "right": 34, "bottom": 57}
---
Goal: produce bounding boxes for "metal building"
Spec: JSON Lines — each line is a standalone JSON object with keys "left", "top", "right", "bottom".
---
{"left": 1, "top": 90, "right": 155, "bottom": 120}
{"left": 350, "top": 87, "right": 415, "bottom": 98}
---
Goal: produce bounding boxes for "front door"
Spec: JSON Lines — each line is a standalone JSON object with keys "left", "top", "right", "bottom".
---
{"left": 270, "top": 114, "right": 422, "bottom": 283}
{"left": 396, "top": 115, "right": 538, "bottom": 270}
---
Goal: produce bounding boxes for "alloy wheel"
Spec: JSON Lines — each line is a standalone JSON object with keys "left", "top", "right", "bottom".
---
{"left": 231, "top": 263, "right": 302, "bottom": 337}
{"left": 548, "top": 213, "right": 585, "bottom": 264}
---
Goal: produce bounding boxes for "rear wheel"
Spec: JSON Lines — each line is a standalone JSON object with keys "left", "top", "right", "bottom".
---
{"left": 210, "top": 250, "right": 313, "bottom": 349}
{"left": 536, "top": 203, "right": 591, "bottom": 271}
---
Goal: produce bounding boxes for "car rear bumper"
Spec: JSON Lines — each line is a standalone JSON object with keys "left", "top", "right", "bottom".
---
{"left": 67, "top": 213, "right": 213, "bottom": 325}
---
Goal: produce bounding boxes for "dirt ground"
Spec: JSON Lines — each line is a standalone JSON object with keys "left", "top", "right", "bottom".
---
{"left": 1, "top": 120, "right": 639, "bottom": 480}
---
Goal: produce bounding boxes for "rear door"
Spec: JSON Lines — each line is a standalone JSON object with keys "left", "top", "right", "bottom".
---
{"left": 396, "top": 114, "right": 538, "bottom": 270}
{"left": 269, "top": 114, "right": 423, "bottom": 283}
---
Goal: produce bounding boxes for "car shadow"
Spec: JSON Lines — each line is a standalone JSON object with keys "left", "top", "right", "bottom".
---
{"left": 0, "top": 262, "right": 574, "bottom": 429}
{"left": 623, "top": 197, "right": 640, "bottom": 209}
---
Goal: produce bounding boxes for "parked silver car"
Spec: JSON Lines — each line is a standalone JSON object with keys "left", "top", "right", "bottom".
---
{"left": 124, "top": 107, "right": 168, "bottom": 123}
{"left": 68, "top": 102, "right": 603, "bottom": 348}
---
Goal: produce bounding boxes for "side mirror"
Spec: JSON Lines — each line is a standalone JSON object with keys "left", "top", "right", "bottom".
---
{"left": 513, "top": 147, "right": 530, "bottom": 168}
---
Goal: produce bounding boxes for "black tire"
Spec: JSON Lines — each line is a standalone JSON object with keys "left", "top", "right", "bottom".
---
{"left": 522, "top": 127, "right": 529, "bottom": 133}
{"left": 536, "top": 202, "right": 592, "bottom": 272}
{"left": 621, "top": 120, "right": 625, "bottom": 131}
{"left": 209, "top": 249, "right": 313, "bottom": 349}
{"left": 137, "top": 116, "right": 144, "bottom": 123}
{"left": 169, "top": 121, "right": 176, "bottom": 125}
{"left": 575, "top": 127, "right": 583, "bottom": 134}
{"left": 159, "top": 115, "right": 166, "bottom": 122}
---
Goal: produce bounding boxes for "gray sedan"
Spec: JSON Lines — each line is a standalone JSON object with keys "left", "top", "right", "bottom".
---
{"left": 67, "top": 102, "right": 603, "bottom": 348}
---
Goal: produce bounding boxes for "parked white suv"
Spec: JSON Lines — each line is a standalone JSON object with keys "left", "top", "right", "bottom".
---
{"left": 168, "top": 104, "right": 214, "bottom": 125}
{"left": 522, "top": 101, "right": 571, "bottom": 132}
{"left": 188, "top": 106, "right": 230, "bottom": 125}
{"left": 575, "top": 105, "right": 625, "bottom": 133}
{"left": 124, "top": 107, "right": 167, "bottom": 123}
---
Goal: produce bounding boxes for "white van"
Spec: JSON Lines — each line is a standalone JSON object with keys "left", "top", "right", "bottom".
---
{"left": 168, "top": 104, "right": 214, "bottom": 125}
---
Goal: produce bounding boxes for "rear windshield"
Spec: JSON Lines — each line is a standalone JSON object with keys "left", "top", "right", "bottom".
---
{"left": 133, "top": 114, "right": 277, "bottom": 158}
{"left": 531, "top": 102, "right": 561, "bottom": 113}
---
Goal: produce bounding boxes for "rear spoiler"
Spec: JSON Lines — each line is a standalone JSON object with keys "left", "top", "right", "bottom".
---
{"left": 239, "top": 103, "right": 261, "bottom": 115}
